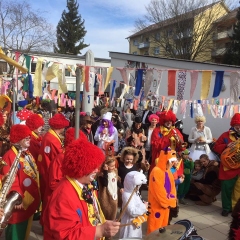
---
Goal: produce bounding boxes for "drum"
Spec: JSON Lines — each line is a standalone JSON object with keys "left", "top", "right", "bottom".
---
{"left": 144, "top": 224, "right": 186, "bottom": 240}
{"left": 174, "top": 219, "right": 198, "bottom": 240}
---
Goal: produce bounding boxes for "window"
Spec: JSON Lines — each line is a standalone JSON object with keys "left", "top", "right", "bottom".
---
{"left": 155, "top": 32, "right": 160, "bottom": 41}
{"left": 133, "top": 39, "right": 138, "bottom": 46}
{"left": 154, "top": 47, "right": 160, "bottom": 55}
{"left": 0, "top": 61, "right": 7, "bottom": 73}
{"left": 31, "top": 62, "right": 44, "bottom": 73}
{"left": 132, "top": 51, "right": 137, "bottom": 55}
{"left": 31, "top": 62, "right": 37, "bottom": 73}
{"left": 145, "top": 37, "right": 149, "bottom": 42}
{"left": 65, "top": 68, "right": 71, "bottom": 76}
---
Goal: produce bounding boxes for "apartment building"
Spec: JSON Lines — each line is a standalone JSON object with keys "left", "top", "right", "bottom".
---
{"left": 211, "top": 8, "right": 238, "bottom": 64}
{"left": 127, "top": 1, "right": 229, "bottom": 62}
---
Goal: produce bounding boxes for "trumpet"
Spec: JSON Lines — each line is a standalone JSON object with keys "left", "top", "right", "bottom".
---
{"left": 172, "top": 129, "right": 188, "bottom": 148}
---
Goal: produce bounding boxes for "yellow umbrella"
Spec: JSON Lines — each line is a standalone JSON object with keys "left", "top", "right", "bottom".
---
{"left": 0, "top": 47, "right": 28, "bottom": 73}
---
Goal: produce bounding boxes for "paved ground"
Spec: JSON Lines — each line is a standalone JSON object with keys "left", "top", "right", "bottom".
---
{"left": 0, "top": 191, "right": 231, "bottom": 240}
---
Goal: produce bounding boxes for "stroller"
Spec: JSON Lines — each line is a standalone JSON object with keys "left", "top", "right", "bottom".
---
{"left": 144, "top": 219, "right": 204, "bottom": 240}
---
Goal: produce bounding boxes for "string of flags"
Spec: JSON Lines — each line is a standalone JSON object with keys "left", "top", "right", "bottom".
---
{"left": 0, "top": 51, "right": 240, "bottom": 119}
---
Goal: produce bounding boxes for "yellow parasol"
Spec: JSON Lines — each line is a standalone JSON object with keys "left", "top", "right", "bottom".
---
{"left": 0, "top": 47, "right": 28, "bottom": 73}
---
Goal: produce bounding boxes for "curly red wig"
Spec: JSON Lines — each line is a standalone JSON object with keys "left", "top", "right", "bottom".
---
{"left": 64, "top": 127, "right": 87, "bottom": 147}
{"left": 0, "top": 112, "right": 4, "bottom": 127}
{"left": 26, "top": 113, "right": 44, "bottom": 131}
{"left": 231, "top": 113, "right": 240, "bottom": 127}
{"left": 10, "top": 124, "right": 32, "bottom": 143}
{"left": 62, "top": 138, "right": 105, "bottom": 178}
{"left": 49, "top": 113, "right": 69, "bottom": 129}
{"left": 158, "top": 110, "right": 176, "bottom": 126}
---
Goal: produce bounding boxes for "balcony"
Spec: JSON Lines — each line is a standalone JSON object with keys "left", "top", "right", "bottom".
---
{"left": 138, "top": 42, "right": 150, "bottom": 49}
{"left": 211, "top": 48, "right": 226, "bottom": 56}
{"left": 212, "top": 30, "right": 233, "bottom": 40}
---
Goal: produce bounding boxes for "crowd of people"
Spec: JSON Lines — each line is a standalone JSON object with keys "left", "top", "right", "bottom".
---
{"left": 0, "top": 98, "right": 239, "bottom": 239}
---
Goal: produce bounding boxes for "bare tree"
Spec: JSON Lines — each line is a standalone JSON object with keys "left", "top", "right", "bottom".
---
{"left": 0, "top": 0, "right": 55, "bottom": 52}
{"left": 133, "top": 0, "right": 236, "bottom": 61}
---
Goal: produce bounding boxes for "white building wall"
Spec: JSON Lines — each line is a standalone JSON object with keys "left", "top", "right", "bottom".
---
{"left": 109, "top": 52, "right": 240, "bottom": 139}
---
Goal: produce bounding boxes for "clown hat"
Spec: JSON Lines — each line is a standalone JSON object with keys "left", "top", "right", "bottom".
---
{"left": 26, "top": 114, "right": 44, "bottom": 131}
{"left": 62, "top": 137, "right": 105, "bottom": 178}
{"left": 10, "top": 124, "right": 32, "bottom": 143}
{"left": 230, "top": 113, "right": 240, "bottom": 127}
{"left": 102, "top": 112, "right": 112, "bottom": 121}
{"left": 49, "top": 113, "right": 69, "bottom": 129}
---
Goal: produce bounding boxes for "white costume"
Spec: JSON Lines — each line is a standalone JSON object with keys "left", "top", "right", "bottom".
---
{"left": 94, "top": 112, "right": 119, "bottom": 153}
{"left": 188, "top": 126, "right": 217, "bottom": 161}
{"left": 119, "top": 171, "right": 147, "bottom": 239}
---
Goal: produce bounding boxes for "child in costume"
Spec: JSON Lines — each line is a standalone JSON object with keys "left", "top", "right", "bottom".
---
{"left": 98, "top": 156, "right": 121, "bottom": 221}
{"left": 119, "top": 171, "right": 148, "bottom": 239}
{"left": 191, "top": 160, "right": 204, "bottom": 181}
{"left": 178, "top": 149, "right": 194, "bottom": 205}
{"left": 117, "top": 147, "right": 139, "bottom": 189}
{"left": 147, "top": 148, "right": 177, "bottom": 234}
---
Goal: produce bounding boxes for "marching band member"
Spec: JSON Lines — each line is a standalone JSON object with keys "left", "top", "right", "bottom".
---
{"left": 25, "top": 113, "right": 44, "bottom": 162}
{"left": 38, "top": 113, "right": 69, "bottom": 224}
{"left": 1, "top": 124, "right": 40, "bottom": 239}
{"left": 213, "top": 113, "right": 240, "bottom": 217}
{"left": 43, "top": 136, "right": 120, "bottom": 239}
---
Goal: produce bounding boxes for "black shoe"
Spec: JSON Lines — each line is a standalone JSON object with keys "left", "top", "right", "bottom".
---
{"left": 221, "top": 210, "right": 231, "bottom": 217}
{"left": 33, "top": 211, "right": 41, "bottom": 221}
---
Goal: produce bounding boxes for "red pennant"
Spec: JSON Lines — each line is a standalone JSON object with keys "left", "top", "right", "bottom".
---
{"left": 168, "top": 70, "right": 176, "bottom": 96}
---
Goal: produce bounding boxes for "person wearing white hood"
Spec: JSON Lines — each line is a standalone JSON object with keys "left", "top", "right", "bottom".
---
{"left": 94, "top": 112, "right": 118, "bottom": 155}
{"left": 119, "top": 171, "right": 148, "bottom": 239}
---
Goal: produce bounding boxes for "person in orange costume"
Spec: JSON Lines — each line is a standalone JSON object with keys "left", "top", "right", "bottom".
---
{"left": 147, "top": 147, "right": 177, "bottom": 234}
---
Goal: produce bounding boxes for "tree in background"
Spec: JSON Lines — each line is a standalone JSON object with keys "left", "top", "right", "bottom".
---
{"left": 133, "top": 0, "right": 237, "bottom": 61}
{"left": 0, "top": 0, "right": 55, "bottom": 51}
{"left": 223, "top": 4, "right": 240, "bottom": 66}
{"left": 54, "top": 0, "right": 89, "bottom": 55}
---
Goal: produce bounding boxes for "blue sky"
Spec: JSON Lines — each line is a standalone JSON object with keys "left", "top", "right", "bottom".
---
{"left": 27, "top": 0, "right": 239, "bottom": 59}
{"left": 29, "top": 0, "right": 152, "bottom": 59}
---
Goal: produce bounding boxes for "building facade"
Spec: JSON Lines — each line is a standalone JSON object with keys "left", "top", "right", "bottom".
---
{"left": 127, "top": 2, "right": 230, "bottom": 63}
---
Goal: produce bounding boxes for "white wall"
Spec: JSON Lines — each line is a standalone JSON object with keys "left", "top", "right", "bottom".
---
{"left": 109, "top": 52, "right": 240, "bottom": 139}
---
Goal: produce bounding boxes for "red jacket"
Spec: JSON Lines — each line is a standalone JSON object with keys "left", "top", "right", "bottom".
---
{"left": 213, "top": 130, "right": 240, "bottom": 180}
{"left": 43, "top": 178, "right": 97, "bottom": 240}
{"left": 38, "top": 129, "right": 63, "bottom": 200}
{"left": 28, "top": 131, "right": 42, "bottom": 162}
{"left": 1, "top": 147, "right": 40, "bottom": 224}
{"left": 150, "top": 127, "right": 184, "bottom": 172}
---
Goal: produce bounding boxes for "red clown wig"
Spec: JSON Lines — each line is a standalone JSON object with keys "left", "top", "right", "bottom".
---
{"left": 64, "top": 127, "right": 87, "bottom": 147}
{"left": 158, "top": 110, "right": 176, "bottom": 126}
{"left": 62, "top": 138, "right": 105, "bottom": 178}
{"left": 26, "top": 113, "right": 44, "bottom": 131}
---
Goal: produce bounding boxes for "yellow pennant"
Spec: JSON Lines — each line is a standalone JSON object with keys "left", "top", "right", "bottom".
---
{"left": 201, "top": 71, "right": 212, "bottom": 100}
{"left": 104, "top": 67, "right": 113, "bottom": 91}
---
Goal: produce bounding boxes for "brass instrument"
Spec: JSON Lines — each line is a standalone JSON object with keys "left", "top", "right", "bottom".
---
{"left": 0, "top": 149, "right": 23, "bottom": 236}
{"left": 172, "top": 128, "right": 188, "bottom": 148}
{"left": 221, "top": 139, "right": 240, "bottom": 170}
